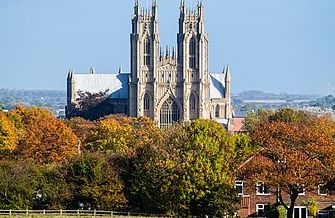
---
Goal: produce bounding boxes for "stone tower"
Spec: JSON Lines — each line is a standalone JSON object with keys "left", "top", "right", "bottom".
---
{"left": 129, "top": 0, "right": 160, "bottom": 119}
{"left": 178, "top": 0, "right": 211, "bottom": 121}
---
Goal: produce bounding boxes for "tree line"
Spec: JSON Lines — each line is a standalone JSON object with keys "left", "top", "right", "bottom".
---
{"left": 0, "top": 106, "right": 335, "bottom": 218}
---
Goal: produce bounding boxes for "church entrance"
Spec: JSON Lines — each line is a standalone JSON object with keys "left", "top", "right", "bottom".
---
{"left": 160, "top": 98, "right": 180, "bottom": 129}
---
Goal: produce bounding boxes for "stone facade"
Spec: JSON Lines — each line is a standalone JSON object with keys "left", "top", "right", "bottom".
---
{"left": 67, "top": 1, "right": 233, "bottom": 128}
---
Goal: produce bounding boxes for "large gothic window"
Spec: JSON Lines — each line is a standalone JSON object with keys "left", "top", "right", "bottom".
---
{"left": 189, "top": 93, "right": 198, "bottom": 120}
{"left": 189, "top": 37, "right": 196, "bottom": 69}
{"left": 215, "top": 104, "right": 220, "bottom": 118}
{"left": 144, "top": 38, "right": 151, "bottom": 66}
{"left": 144, "top": 93, "right": 150, "bottom": 116}
{"left": 160, "top": 98, "right": 180, "bottom": 129}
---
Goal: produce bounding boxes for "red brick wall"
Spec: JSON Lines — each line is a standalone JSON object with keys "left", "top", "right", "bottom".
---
{"left": 238, "top": 182, "right": 335, "bottom": 217}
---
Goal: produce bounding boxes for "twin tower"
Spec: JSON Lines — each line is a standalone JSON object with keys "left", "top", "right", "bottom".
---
{"left": 129, "top": 0, "right": 232, "bottom": 128}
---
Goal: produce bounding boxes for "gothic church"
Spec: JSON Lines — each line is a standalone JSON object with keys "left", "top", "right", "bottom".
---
{"left": 67, "top": 0, "right": 233, "bottom": 129}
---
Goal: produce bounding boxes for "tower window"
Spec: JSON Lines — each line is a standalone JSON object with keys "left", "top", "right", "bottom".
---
{"left": 144, "top": 38, "right": 151, "bottom": 66}
{"left": 189, "top": 37, "right": 196, "bottom": 69}
{"left": 189, "top": 93, "right": 198, "bottom": 120}
{"left": 144, "top": 93, "right": 150, "bottom": 110}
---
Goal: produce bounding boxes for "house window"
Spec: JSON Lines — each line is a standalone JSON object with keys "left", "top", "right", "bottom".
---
{"left": 318, "top": 211, "right": 329, "bottom": 218}
{"left": 256, "top": 182, "right": 270, "bottom": 195}
{"left": 235, "top": 180, "right": 243, "bottom": 196}
{"left": 297, "top": 186, "right": 305, "bottom": 196}
{"left": 293, "top": 206, "right": 307, "bottom": 218}
{"left": 318, "top": 184, "right": 327, "bottom": 195}
{"left": 256, "top": 204, "right": 269, "bottom": 217}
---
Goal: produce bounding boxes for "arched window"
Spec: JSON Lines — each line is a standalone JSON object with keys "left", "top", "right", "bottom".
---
{"left": 144, "top": 93, "right": 150, "bottom": 117}
{"left": 144, "top": 38, "right": 151, "bottom": 66}
{"left": 189, "top": 37, "right": 196, "bottom": 69}
{"left": 144, "top": 93, "right": 150, "bottom": 110}
{"left": 215, "top": 104, "right": 220, "bottom": 118}
{"left": 189, "top": 93, "right": 198, "bottom": 120}
{"left": 160, "top": 98, "right": 180, "bottom": 129}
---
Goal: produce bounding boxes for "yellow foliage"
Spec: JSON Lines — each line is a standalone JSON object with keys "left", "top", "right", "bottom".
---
{"left": 87, "top": 115, "right": 162, "bottom": 154}
{"left": 0, "top": 112, "right": 17, "bottom": 151}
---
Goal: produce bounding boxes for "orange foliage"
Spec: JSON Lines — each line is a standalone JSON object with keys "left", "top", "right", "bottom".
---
{"left": 9, "top": 107, "right": 78, "bottom": 164}
{"left": 240, "top": 114, "right": 335, "bottom": 215}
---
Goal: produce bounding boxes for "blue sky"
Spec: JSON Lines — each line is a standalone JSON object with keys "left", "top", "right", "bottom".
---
{"left": 0, "top": 0, "right": 334, "bottom": 95}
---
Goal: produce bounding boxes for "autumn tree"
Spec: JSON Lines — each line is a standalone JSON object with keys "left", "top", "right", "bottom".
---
{"left": 66, "top": 117, "right": 97, "bottom": 154}
{"left": 0, "top": 112, "right": 17, "bottom": 153}
{"left": 86, "top": 116, "right": 161, "bottom": 154}
{"left": 8, "top": 106, "right": 78, "bottom": 164}
{"left": 128, "top": 120, "right": 250, "bottom": 217}
{"left": 240, "top": 109, "right": 335, "bottom": 218}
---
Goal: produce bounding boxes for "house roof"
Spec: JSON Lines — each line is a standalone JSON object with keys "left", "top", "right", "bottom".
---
{"left": 233, "top": 117, "right": 246, "bottom": 132}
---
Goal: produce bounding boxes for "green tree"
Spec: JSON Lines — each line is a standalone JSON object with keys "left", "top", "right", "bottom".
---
{"left": 64, "top": 153, "right": 127, "bottom": 210}
{"left": 0, "top": 160, "right": 38, "bottom": 209}
{"left": 33, "top": 165, "right": 71, "bottom": 209}
{"left": 128, "top": 120, "right": 245, "bottom": 217}
{"left": 245, "top": 108, "right": 311, "bottom": 133}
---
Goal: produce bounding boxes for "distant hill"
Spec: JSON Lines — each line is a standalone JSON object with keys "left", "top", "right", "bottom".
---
{"left": 310, "top": 95, "right": 335, "bottom": 109}
{"left": 234, "top": 90, "right": 319, "bottom": 101}
{"left": 0, "top": 89, "right": 66, "bottom": 115}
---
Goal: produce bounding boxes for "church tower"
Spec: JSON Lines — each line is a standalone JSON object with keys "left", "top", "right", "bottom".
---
{"left": 129, "top": 0, "right": 160, "bottom": 118}
{"left": 178, "top": 0, "right": 211, "bottom": 120}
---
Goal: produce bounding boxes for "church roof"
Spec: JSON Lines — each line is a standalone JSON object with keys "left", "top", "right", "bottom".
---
{"left": 209, "top": 73, "right": 226, "bottom": 98}
{"left": 72, "top": 72, "right": 129, "bottom": 99}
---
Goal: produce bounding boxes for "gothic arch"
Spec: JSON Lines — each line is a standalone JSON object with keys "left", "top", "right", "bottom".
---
{"left": 142, "top": 92, "right": 152, "bottom": 117}
{"left": 159, "top": 98, "right": 180, "bottom": 129}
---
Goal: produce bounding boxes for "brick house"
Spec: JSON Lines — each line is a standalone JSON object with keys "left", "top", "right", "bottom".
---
{"left": 237, "top": 154, "right": 335, "bottom": 218}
